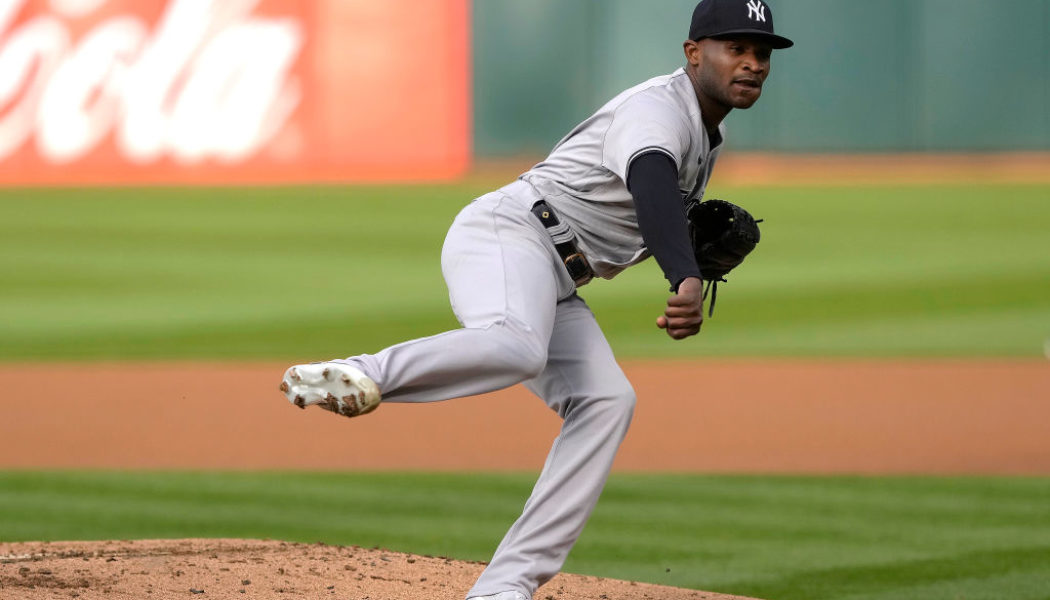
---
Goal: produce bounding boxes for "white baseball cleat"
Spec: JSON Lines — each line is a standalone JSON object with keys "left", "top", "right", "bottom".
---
{"left": 467, "top": 592, "right": 529, "bottom": 600}
{"left": 279, "top": 362, "right": 381, "bottom": 418}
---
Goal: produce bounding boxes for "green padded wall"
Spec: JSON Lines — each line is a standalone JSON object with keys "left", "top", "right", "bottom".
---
{"left": 472, "top": 0, "right": 1050, "bottom": 154}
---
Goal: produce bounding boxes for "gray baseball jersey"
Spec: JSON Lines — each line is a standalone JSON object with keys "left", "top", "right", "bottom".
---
{"left": 523, "top": 67, "right": 725, "bottom": 280}
{"left": 286, "top": 68, "right": 726, "bottom": 600}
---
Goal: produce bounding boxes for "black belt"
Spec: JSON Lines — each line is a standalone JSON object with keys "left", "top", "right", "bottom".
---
{"left": 531, "top": 200, "right": 593, "bottom": 286}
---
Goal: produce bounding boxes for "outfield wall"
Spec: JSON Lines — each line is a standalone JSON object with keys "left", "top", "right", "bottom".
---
{"left": 0, "top": 0, "right": 470, "bottom": 184}
{"left": 473, "top": 0, "right": 1050, "bottom": 155}
{"left": 1, "top": 0, "right": 1046, "bottom": 184}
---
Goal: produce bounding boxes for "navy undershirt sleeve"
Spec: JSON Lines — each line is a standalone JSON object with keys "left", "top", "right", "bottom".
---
{"left": 627, "top": 151, "right": 702, "bottom": 292}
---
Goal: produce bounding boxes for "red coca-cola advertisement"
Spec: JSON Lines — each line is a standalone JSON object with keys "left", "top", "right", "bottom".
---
{"left": 0, "top": 0, "right": 471, "bottom": 184}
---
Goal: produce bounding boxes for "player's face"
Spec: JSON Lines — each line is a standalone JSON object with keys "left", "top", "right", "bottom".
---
{"left": 687, "top": 37, "right": 772, "bottom": 112}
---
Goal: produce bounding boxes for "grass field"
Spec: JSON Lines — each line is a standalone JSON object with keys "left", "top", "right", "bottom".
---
{"left": 1, "top": 181, "right": 1048, "bottom": 361}
{"left": 2, "top": 471, "right": 1049, "bottom": 600}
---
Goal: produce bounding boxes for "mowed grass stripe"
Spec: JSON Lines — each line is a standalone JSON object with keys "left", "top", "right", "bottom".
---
{"left": 1, "top": 472, "right": 1048, "bottom": 600}
{"left": 569, "top": 475, "right": 1050, "bottom": 597}
{"left": 720, "top": 546, "right": 1050, "bottom": 600}
{"left": 1, "top": 183, "right": 1048, "bottom": 359}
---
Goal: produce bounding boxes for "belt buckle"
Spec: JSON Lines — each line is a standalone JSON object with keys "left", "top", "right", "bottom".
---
{"left": 563, "top": 252, "right": 592, "bottom": 285}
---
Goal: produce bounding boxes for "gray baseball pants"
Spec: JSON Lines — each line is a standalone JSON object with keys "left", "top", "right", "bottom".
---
{"left": 336, "top": 180, "right": 636, "bottom": 600}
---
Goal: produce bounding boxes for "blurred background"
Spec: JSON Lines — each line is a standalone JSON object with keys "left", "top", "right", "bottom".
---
{"left": 0, "top": 0, "right": 1047, "bottom": 360}
{"left": 3, "top": 0, "right": 1048, "bottom": 179}
{"left": 476, "top": 0, "right": 1050, "bottom": 155}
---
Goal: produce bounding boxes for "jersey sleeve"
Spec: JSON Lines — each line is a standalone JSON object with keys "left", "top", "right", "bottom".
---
{"left": 601, "top": 95, "right": 690, "bottom": 184}
{"left": 627, "top": 151, "right": 702, "bottom": 291}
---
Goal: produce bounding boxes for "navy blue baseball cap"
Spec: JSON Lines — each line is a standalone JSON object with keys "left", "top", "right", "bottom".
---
{"left": 689, "top": 0, "right": 793, "bottom": 49}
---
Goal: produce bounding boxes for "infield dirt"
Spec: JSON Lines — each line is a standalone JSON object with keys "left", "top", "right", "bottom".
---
{"left": 0, "top": 539, "right": 758, "bottom": 600}
{"left": 2, "top": 360, "right": 1047, "bottom": 473}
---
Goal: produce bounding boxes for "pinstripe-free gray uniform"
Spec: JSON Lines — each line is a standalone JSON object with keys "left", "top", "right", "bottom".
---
{"left": 335, "top": 67, "right": 723, "bottom": 600}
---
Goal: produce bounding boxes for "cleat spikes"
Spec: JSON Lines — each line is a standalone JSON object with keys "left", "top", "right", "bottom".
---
{"left": 279, "top": 362, "right": 380, "bottom": 419}
{"left": 340, "top": 396, "right": 360, "bottom": 417}
{"left": 323, "top": 393, "right": 339, "bottom": 413}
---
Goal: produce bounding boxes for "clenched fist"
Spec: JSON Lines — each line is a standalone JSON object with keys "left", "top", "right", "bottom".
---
{"left": 656, "top": 276, "right": 704, "bottom": 340}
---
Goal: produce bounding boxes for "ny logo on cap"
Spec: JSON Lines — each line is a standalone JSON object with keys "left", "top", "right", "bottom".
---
{"left": 746, "top": 0, "right": 767, "bottom": 22}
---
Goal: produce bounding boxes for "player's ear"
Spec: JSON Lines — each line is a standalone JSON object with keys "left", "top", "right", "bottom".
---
{"left": 683, "top": 39, "right": 702, "bottom": 66}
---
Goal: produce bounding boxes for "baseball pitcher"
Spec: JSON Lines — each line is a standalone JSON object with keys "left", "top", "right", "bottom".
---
{"left": 279, "top": 1, "right": 792, "bottom": 599}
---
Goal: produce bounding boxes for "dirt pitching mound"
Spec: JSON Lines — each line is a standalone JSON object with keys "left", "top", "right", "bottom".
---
{"left": 0, "top": 539, "right": 760, "bottom": 600}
